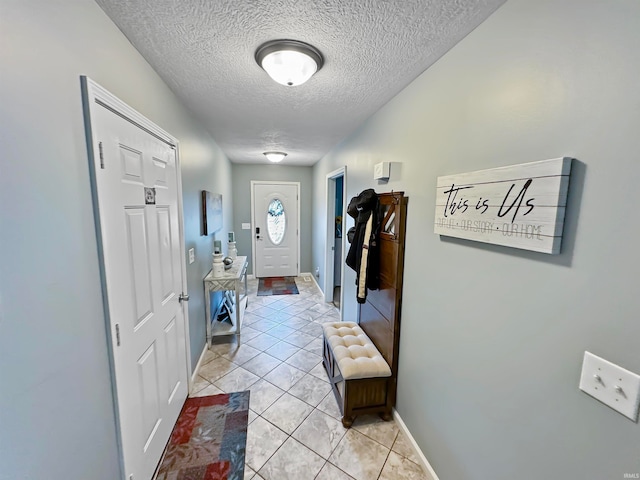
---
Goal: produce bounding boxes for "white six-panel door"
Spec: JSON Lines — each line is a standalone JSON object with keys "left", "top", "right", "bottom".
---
{"left": 252, "top": 182, "right": 300, "bottom": 277}
{"left": 87, "top": 85, "right": 189, "bottom": 480}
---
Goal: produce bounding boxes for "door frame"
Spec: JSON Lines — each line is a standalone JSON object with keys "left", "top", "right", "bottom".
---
{"left": 81, "top": 77, "right": 192, "bottom": 478}
{"left": 250, "top": 180, "right": 301, "bottom": 278}
{"left": 324, "top": 167, "right": 346, "bottom": 321}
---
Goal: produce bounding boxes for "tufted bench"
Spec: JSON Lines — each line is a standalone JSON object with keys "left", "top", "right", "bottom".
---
{"left": 322, "top": 322, "right": 393, "bottom": 427}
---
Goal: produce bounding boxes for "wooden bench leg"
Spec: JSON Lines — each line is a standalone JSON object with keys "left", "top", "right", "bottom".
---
{"left": 341, "top": 415, "right": 355, "bottom": 428}
{"left": 379, "top": 411, "right": 392, "bottom": 422}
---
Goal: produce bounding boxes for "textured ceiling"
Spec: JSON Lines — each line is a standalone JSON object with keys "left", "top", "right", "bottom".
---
{"left": 96, "top": 0, "right": 505, "bottom": 166}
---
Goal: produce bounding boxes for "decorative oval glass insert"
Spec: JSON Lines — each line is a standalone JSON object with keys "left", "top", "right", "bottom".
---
{"left": 267, "top": 198, "right": 286, "bottom": 245}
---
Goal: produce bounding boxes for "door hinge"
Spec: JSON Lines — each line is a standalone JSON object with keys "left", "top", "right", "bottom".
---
{"left": 98, "top": 141, "right": 105, "bottom": 169}
{"left": 115, "top": 324, "right": 121, "bottom": 347}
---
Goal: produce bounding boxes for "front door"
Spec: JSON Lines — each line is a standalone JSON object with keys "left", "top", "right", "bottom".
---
{"left": 252, "top": 182, "right": 299, "bottom": 277}
{"left": 84, "top": 80, "right": 189, "bottom": 480}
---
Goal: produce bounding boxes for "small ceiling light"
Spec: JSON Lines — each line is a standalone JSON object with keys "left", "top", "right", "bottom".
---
{"left": 264, "top": 151, "right": 287, "bottom": 163}
{"left": 255, "top": 40, "right": 324, "bottom": 87}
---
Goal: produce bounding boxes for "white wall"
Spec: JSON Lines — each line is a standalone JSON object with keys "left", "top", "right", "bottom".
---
{"left": 231, "top": 164, "right": 314, "bottom": 275}
{"left": 312, "top": 1, "right": 640, "bottom": 478}
{"left": 0, "top": 0, "right": 232, "bottom": 478}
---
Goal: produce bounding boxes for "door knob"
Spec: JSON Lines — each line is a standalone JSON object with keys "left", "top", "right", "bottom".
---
{"left": 179, "top": 293, "right": 190, "bottom": 302}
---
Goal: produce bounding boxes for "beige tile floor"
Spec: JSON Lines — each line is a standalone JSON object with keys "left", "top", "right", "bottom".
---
{"left": 190, "top": 275, "right": 432, "bottom": 480}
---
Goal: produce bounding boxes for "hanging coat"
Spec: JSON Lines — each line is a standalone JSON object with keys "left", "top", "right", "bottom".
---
{"left": 345, "top": 188, "right": 380, "bottom": 303}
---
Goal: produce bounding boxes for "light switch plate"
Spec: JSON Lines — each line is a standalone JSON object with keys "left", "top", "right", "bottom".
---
{"left": 188, "top": 248, "right": 195, "bottom": 264}
{"left": 241, "top": 223, "right": 251, "bottom": 230}
{"left": 579, "top": 351, "right": 640, "bottom": 421}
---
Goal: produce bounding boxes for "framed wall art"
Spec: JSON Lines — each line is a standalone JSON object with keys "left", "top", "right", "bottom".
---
{"left": 434, "top": 157, "right": 572, "bottom": 254}
{"left": 202, "top": 191, "right": 223, "bottom": 236}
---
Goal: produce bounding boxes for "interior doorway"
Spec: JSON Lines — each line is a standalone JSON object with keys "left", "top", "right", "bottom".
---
{"left": 324, "top": 167, "right": 346, "bottom": 319}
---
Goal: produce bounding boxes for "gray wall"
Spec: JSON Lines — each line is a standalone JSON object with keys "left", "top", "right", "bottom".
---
{"left": 231, "top": 164, "right": 313, "bottom": 275}
{"left": 312, "top": 0, "right": 640, "bottom": 478}
{"left": 0, "top": 1, "right": 232, "bottom": 479}
{"left": 181, "top": 146, "right": 233, "bottom": 371}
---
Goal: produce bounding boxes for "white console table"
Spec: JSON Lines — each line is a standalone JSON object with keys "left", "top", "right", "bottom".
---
{"left": 204, "top": 256, "right": 248, "bottom": 346}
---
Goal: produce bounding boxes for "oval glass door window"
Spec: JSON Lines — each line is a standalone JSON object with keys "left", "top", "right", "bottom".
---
{"left": 267, "top": 198, "right": 286, "bottom": 245}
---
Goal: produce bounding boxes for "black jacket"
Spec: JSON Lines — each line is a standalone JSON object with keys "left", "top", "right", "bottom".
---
{"left": 345, "top": 189, "right": 380, "bottom": 303}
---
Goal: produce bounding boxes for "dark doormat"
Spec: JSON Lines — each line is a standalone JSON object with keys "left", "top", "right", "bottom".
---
{"left": 154, "top": 391, "right": 249, "bottom": 480}
{"left": 257, "top": 276, "right": 299, "bottom": 296}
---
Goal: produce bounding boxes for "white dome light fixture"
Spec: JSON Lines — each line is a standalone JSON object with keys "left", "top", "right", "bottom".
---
{"left": 263, "top": 151, "right": 287, "bottom": 163}
{"left": 255, "top": 40, "right": 324, "bottom": 87}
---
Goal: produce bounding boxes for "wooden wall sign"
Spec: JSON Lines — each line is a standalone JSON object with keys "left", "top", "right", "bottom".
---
{"left": 434, "top": 157, "right": 572, "bottom": 254}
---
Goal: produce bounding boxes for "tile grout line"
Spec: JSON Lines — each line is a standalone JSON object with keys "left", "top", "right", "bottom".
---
{"left": 252, "top": 404, "right": 316, "bottom": 476}
{"left": 376, "top": 446, "right": 394, "bottom": 480}
{"left": 196, "top": 276, "right": 419, "bottom": 479}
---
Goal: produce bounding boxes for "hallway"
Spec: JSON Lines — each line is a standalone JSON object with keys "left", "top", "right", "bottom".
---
{"left": 188, "top": 277, "right": 430, "bottom": 480}
{"left": 5, "top": 2, "right": 640, "bottom": 479}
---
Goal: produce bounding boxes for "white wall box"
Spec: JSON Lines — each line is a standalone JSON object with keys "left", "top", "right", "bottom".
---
{"left": 374, "top": 161, "right": 390, "bottom": 180}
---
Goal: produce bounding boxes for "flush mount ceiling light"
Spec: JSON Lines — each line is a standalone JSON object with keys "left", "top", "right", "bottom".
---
{"left": 263, "top": 151, "right": 287, "bottom": 163}
{"left": 255, "top": 40, "right": 324, "bottom": 87}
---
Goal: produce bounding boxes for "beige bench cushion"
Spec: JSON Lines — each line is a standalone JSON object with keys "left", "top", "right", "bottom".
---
{"left": 322, "top": 322, "right": 391, "bottom": 380}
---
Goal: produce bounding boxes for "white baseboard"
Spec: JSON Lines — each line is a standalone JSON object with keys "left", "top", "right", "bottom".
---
{"left": 190, "top": 342, "right": 209, "bottom": 386}
{"left": 300, "top": 271, "right": 322, "bottom": 292}
{"left": 301, "top": 271, "right": 343, "bottom": 321}
{"left": 393, "top": 409, "right": 439, "bottom": 480}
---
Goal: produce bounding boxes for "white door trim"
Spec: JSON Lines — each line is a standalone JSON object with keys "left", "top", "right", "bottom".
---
{"left": 324, "top": 167, "right": 346, "bottom": 321}
{"left": 81, "top": 76, "right": 192, "bottom": 478}
{"left": 250, "top": 180, "right": 301, "bottom": 277}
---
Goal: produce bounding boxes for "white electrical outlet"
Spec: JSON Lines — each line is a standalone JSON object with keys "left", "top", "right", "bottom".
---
{"left": 188, "top": 248, "right": 195, "bottom": 264}
{"left": 241, "top": 223, "right": 251, "bottom": 230}
{"left": 579, "top": 351, "right": 640, "bottom": 421}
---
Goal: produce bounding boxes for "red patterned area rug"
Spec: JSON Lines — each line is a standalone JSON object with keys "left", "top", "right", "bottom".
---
{"left": 257, "top": 276, "right": 299, "bottom": 296}
{"left": 155, "top": 391, "right": 249, "bottom": 480}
